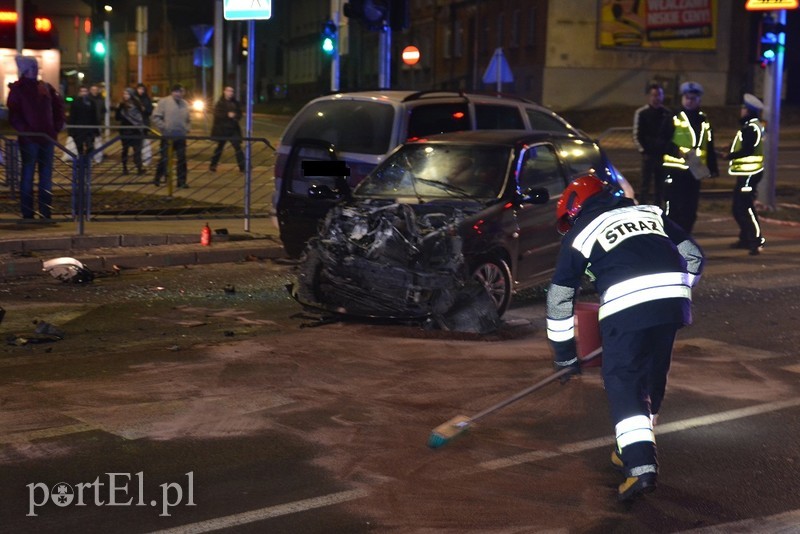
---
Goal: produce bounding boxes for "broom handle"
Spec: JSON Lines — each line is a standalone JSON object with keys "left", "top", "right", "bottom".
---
{"left": 470, "top": 346, "right": 603, "bottom": 423}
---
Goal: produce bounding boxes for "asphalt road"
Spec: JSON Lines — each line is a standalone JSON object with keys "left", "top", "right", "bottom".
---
{"left": 0, "top": 211, "right": 799, "bottom": 533}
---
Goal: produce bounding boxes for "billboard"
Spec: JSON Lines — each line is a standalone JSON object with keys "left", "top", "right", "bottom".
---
{"left": 598, "top": 0, "right": 717, "bottom": 51}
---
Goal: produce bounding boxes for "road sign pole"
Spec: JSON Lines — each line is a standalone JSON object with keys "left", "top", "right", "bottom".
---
{"left": 761, "top": 9, "right": 786, "bottom": 211}
{"left": 244, "top": 19, "right": 255, "bottom": 231}
{"left": 330, "top": 0, "right": 340, "bottom": 91}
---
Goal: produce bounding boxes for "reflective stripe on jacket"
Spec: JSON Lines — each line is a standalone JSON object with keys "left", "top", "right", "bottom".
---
{"left": 663, "top": 111, "right": 711, "bottom": 170}
{"left": 728, "top": 118, "right": 764, "bottom": 175}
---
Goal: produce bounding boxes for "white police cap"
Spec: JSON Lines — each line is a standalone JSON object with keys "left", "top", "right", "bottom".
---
{"left": 679, "top": 81, "right": 704, "bottom": 96}
{"left": 743, "top": 93, "right": 764, "bottom": 111}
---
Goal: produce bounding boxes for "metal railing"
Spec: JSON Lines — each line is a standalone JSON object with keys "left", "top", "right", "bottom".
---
{"left": 0, "top": 128, "right": 277, "bottom": 234}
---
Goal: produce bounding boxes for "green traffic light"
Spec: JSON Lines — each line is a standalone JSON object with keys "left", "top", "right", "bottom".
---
{"left": 93, "top": 40, "right": 106, "bottom": 56}
{"left": 322, "top": 36, "right": 334, "bottom": 54}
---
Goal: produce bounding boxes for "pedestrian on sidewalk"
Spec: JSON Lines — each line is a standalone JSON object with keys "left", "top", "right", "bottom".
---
{"left": 115, "top": 88, "right": 145, "bottom": 175}
{"left": 209, "top": 86, "right": 245, "bottom": 173}
{"left": 67, "top": 85, "right": 100, "bottom": 156}
{"left": 152, "top": 84, "right": 191, "bottom": 188}
{"left": 136, "top": 83, "right": 154, "bottom": 128}
{"left": 7, "top": 55, "right": 66, "bottom": 220}
{"left": 632, "top": 82, "right": 671, "bottom": 206}
{"left": 659, "top": 81, "right": 719, "bottom": 234}
{"left": 546, "top": 173, "right": 704, "bottom": 502}
{"left": 722, "top": 93, "right": 766, "bottom": 255}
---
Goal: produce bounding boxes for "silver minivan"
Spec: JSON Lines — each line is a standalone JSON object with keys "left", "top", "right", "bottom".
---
{"left": 273, "top": 90, "right": 621, "bottom": 257}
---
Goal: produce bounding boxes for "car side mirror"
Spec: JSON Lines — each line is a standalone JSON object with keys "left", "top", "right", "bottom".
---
{"left": 521, "top": 187, "right": 549, "bottom": 205}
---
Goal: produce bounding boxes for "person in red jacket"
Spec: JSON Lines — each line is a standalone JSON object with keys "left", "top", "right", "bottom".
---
{"left": 7, "top": 56, "right": 65, "bottom": 220}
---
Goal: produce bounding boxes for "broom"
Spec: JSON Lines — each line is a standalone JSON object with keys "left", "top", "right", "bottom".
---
{"left": 427, "top": 346, "right": 602, "bottom": 449}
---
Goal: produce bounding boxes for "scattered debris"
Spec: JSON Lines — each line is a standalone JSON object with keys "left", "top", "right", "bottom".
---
{"left": 223, "top": 330, "right": 235, "bottom": 337}
{"left": 6, "top": 320, "right": 65, "bottom": 345}
{"left": 224, "top": 284, "right": 236, "bottom": 294}
{"left": 42, "top": 257, "right": 94, "bottom": 283}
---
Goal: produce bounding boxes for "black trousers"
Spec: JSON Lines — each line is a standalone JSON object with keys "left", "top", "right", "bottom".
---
{"left": 639, "top": 154, "right": 664, "bottom": 207}
{"left": 732, "top": 171, "right": 763, "bottom": 248}
{"left": 664, "top": 169, "right": 700, "bottom": 234}
{"left": 210, "top": 138, "right": 245, "bottom": 171}
{"left": 601, "top": 321, "right": 681, "bottom": 475}
{"left": 155, "top": 138, "right": 187, "bottom": 186}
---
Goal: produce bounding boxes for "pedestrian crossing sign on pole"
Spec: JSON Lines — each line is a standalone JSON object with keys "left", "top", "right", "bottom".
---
{"left": 224, "top": 0, "right": 272, "bottom": 21}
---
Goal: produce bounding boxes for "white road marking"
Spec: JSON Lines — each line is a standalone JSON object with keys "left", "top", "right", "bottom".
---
{"left": 154, "top": 398, "right": 800, "bottom": 532}
{"left": 469, "top": 397, "right": 800, "bottom": 474}
{"left": 151, "top": 488, "right": 370, "bottom": 534}
{"left": 675, "top": 509, "right": 800, "bottom": 533}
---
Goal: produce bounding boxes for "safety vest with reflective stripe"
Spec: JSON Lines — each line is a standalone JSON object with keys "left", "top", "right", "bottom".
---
{"left": 728, "top": 118, "right": 764, "bottom": 175}
{"left": 663, "top": 111, "right": 711, "bottom": 170}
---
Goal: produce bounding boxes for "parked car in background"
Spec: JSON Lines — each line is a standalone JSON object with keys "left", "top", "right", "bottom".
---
{"left": 289, "top": 130, "right": 628, "bottom": 333}
{"left": 272, "top": 90, "right": 615, "bottom": 258}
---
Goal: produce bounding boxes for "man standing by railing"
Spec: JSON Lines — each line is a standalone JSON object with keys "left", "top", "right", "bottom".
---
{"left": 632, "top": 83, "right": 671, "bottom": 207}
{"left": 152, "top": 84, "right": 191, "bottom": 188}
{"left": 7, "top": 56, "right": 65, "bottom": 220}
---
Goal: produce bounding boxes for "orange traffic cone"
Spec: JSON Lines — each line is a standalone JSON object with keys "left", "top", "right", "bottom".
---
{"left": 201, "top": 223, "right": 212, "bottom": 246}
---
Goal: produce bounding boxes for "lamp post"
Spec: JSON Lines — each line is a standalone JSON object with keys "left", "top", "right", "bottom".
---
{"left": 103, "top": 4, "right": 112, "bottom": 133}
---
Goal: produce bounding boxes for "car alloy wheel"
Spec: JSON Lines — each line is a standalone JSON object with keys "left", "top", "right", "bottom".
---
{"left": 472, "top": 258, "right": 512, "bottom": 317}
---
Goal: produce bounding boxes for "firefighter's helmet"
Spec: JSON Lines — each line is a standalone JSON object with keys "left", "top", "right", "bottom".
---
{"left": 556, "top": 174, "right": 609, "bottom": 234}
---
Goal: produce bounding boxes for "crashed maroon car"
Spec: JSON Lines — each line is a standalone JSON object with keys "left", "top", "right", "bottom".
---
{"left": 291, "top": 130, "right": 626, "bottom": 332}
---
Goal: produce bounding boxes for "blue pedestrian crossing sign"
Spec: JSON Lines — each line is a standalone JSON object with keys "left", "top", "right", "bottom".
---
{"left": 224, "top": 0, "right": 272, "bottom": 21}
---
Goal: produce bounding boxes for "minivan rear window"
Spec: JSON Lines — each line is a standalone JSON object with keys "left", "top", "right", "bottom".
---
{"left": 475, "top": 104, "right": 525, "bottom": 130}
{"left": 282, "top": 100, "right": 394, "bottom": 155}
{"left": 407, "top": 103, "right": 470, "bottom": 141}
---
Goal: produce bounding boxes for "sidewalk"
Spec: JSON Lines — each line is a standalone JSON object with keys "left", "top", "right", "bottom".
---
{"left": 0, "top": 217, "right": 286, "bottom": 279}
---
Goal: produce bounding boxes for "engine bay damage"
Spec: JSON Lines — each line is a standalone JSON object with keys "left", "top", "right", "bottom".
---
{"left": 291, "top": 201, "right": 501, "bottom": 333}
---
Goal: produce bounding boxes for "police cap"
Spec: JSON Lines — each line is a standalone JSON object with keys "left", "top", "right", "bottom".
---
{"left": 679, "top": 81, "right": 704, "bottom": 96}
{"left": 743, "top": 93, "right": 764, "bottom": 111}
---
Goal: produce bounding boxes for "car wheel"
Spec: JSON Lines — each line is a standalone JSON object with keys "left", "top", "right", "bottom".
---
{"left": 471, "top": 258, "right": 512, "bottom": 317}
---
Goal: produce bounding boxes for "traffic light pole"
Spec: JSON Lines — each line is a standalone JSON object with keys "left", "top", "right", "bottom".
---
{"left": 379, "top": 23, "right": 390, "bottom": 89}
{"left": 244, "top": 19, "right": 255, "bottom": 232}
{"left": 104, "top": 20, "right": 111, "bottom": 132}
{"left": 330, "top": 0, "right": 341, "bottom": 91}
{"left": 761, "top": 9, "right": 786, "bottom": 211}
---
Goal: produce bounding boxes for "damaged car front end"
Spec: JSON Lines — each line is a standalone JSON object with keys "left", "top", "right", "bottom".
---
{"left": 294, "top": 199, "right": 502, "bottom": 332}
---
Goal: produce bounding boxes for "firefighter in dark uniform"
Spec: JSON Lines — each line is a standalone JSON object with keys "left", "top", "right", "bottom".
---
{"left": 633, "top": 82, "right": 671, "bottom": 206}
{"left": 660, "top": 81, "right": 719, "bottom": 234}
{"left": 723, "top": 93, "right": 765, "bottom": 255}
{"left": 546, "top": 174, "right": 705, "bottom": 501}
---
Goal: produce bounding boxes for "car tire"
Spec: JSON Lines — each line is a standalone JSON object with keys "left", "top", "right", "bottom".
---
{"left": 471, "top": 257, "right": 512, "bottom": 317}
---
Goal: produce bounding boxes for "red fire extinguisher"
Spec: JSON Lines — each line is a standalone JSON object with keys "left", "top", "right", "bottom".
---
{"left": 201, "top": 223, "right": 211, "bottom": 246}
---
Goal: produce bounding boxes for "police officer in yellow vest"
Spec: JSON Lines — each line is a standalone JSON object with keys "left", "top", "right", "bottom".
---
{"left": 723, "top": 93, "right": 765, "bottom": 255}
{"left": 660, "top": 81, "right": 719, "bottom": 234}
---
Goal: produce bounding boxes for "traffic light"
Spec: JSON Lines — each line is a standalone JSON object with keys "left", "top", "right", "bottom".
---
{"left": 321, "top": 20, "right": 336, "bottom": 55}
{"left": 390, "top": 0, "right": 409, "bottom": 32}
{"left": 239, "top": 35, "right": 248, "bottom": 62}
{"left": 91, "top": 34, "right": 106, "bottom": 57}
{"left": 343, "top": 0, "right": 388, "bottom": 31}
{"left": 758, "top": 14, "right": 784, "bottom": 68}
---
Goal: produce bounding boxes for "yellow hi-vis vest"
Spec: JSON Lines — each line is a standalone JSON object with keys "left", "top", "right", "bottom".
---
{"left": 663, "top": 111, "right": 712, "bottom": 170}
{"left": 728, "top": 118, "right": 764, "bottom": 175}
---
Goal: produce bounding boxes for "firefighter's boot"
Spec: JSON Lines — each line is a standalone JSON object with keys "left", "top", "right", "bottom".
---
{"left": 618, "top": 472, "right": 657, "bottom": 501}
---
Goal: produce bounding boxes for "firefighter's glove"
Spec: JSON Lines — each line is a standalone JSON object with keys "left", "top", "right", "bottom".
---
{"left": 554, "top": 357, "right": 581, "bottom": 384}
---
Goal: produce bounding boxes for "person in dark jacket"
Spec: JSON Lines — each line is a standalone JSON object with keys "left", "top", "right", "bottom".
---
{"left": 632, "top": 83, "right": 671, "bottom": 206}
{"left": 546, "top": 174, "right": 704, "bottom": 502}
{"left": 136, "top": 83, "right": 153, "bottom": 128}
{"left": 68, "top": 85, "right": 100, "bottom": 156}
{"left": 7, "top": 55, "right": 66, "bottom": 219}
{"left": 659, "top": 81, "right": 719, "bottom": 234}
{"left": 722, "top": 93, "right": 766, "bottom": 255}
{"left": 115, "top": 87, "right": 145, "bottom": 175}
{"left": 209, "top": 86, "right": 245, "bottom": 172}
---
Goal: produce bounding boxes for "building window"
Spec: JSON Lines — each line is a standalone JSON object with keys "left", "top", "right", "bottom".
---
{"left": 527, "top": 7, "right": 537, "bottom": 47}
{"left": 454, "top": 19, "right": 463, "bottom": 58}
{"left": 511, "top": 9, "right": 519, "bottom": 48}
{"left": 496, "top": 12, "right": 503, "bottom": 48}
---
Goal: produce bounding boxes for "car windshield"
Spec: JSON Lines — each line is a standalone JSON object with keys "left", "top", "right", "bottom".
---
{"left": 354, "top": 144, "right": 512, "bottom": 200}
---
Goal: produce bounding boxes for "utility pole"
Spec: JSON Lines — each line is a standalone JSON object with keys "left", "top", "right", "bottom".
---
{"left": 760, "top": 9, "right": 787, "bottom": 211}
